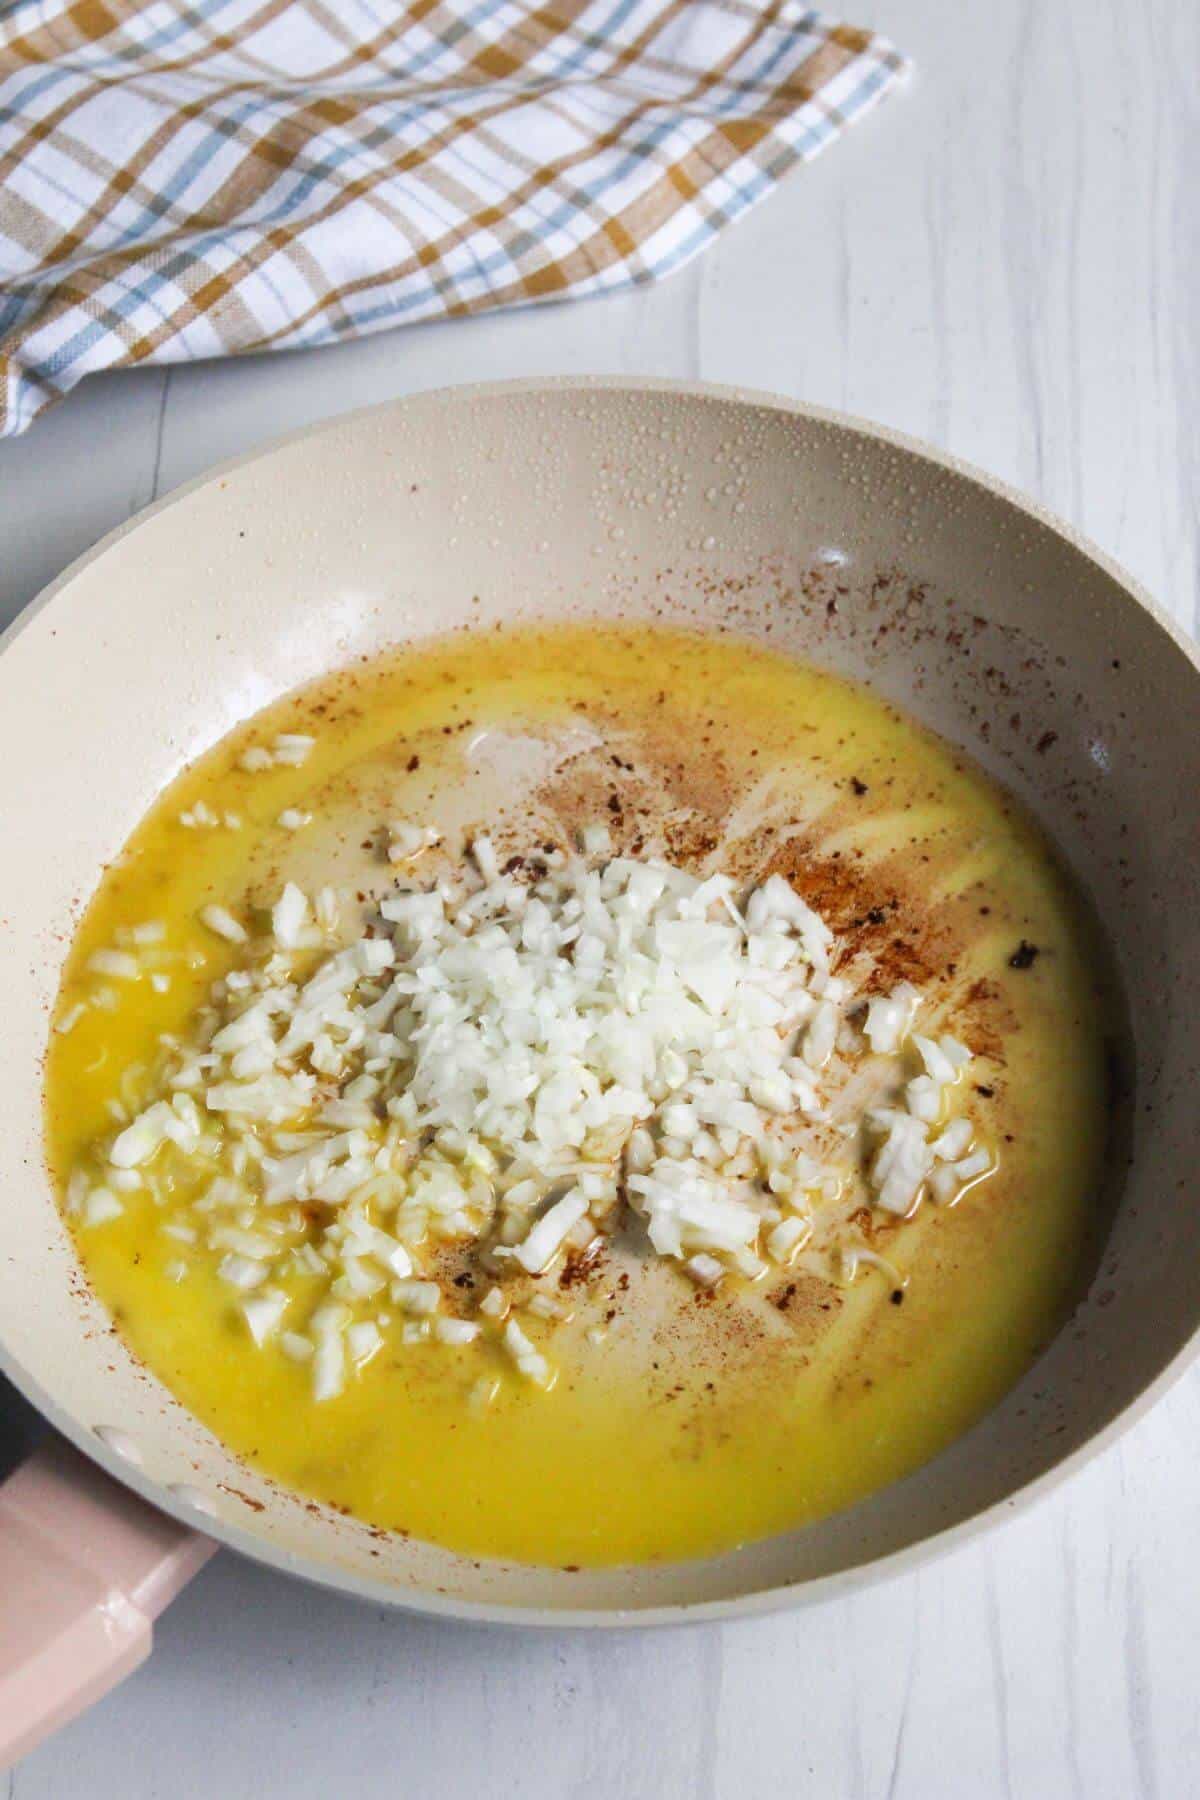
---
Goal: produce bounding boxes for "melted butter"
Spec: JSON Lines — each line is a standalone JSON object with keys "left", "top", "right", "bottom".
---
{"left": 46, "top": 626, "right": 1120, "bottom": 1566}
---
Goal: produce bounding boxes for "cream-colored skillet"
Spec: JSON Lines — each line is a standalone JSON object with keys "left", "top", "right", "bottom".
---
{"left": 1, "top": 379, "right": 1197, "bottom": 1762}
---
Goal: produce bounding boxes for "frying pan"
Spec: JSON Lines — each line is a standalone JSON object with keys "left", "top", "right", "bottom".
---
{"left": 2, "top": 379, "right": 1198, "bottom": 1763}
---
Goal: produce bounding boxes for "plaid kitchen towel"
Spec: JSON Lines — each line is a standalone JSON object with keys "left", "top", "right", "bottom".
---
{"left": 0, "top": 1, "right": 908, "bottom": 435}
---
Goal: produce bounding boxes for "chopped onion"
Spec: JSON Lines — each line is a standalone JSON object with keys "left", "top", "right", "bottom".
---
{"left": 71, "top": 819, "right": 998, "bottom": 1405}
{"left": 200, "top": 904, "right": 247, "bottom": 945}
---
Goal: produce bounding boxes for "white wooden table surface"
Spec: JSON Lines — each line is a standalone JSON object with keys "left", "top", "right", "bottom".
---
{"left": 4, "top": 1, "right": 1198, "bottom": 1793}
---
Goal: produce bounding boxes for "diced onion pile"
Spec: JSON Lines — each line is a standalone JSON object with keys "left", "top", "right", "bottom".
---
{"left": 68, "top": 830, "right": 994, "bottom": 1401}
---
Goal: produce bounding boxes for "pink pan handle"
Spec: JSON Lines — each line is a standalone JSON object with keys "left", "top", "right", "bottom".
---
{"left": 0, "top": 1437, "right": 214, "bottom": 1769}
